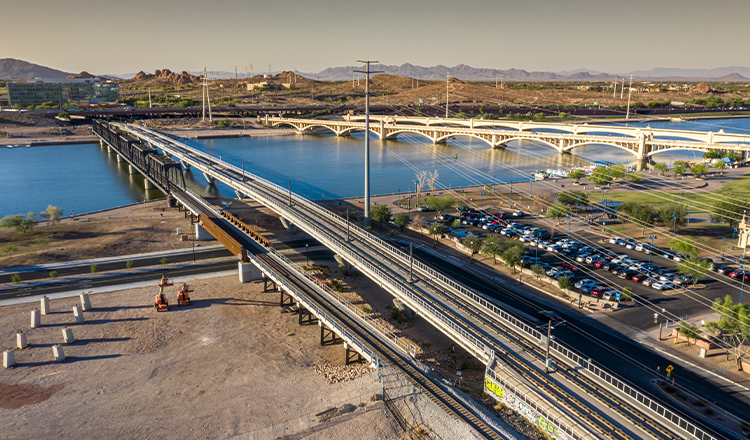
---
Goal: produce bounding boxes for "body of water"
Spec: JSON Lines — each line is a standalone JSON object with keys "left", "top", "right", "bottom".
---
{"left": 2, "top": 117, "right": 750, "bottom": 217}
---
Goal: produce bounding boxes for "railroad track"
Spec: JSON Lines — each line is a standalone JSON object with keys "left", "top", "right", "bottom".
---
{"left": 170, "top": 185, "right": 507, "bottom": 440}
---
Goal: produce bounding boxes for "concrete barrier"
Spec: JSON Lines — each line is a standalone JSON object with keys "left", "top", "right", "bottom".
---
{"left": 52, "top": 345, "right": 65, "bottom": 362}
{"left": 16, "top": 333, "right": 27, "bottom": 349}
{"left": 73, "top": 305, "right": 84, "bottom": 324}
{"left": 41, "top": 296, "right": 50, "bottom": 315}
{"left": 30, "top": 309, "right": 41, "bottom": 328}
{"left": 80, "top": 292, "right": 92, "bottom": 311}
{"left": 62, "top": 327, "right": 75, "bottom": 344}
{"left": 3, "top": 350, "right": 15, "bottom": 368}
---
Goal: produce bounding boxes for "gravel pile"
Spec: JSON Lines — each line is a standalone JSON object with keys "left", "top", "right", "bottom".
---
{"left": 314, "top": 361, "right": 375, "bottom": 384}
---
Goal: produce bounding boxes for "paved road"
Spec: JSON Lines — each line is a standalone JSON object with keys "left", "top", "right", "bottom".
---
{"left": 410, "top": 245, "right": 750, "bottom": 438}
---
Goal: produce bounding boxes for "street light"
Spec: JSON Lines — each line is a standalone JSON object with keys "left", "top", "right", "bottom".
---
{"left": 722, "top": 237, "right": 727, "bottom": 261}
{"left": 305, "top": 243, "right": 309, "bottom": 266}
{"left": 688, "top": 202, "right": 692, "bottom": 224}
{"left": 539, "top": 319, "right": 565, "bottom": 374}
{"left": 648, "top": 234, "right": 657, "bottom": 265}
{"left": 480, "top": 192, "right": 486, "bottom": 212}
{"left": 567, "top": 214, "right": 572, "bottom": 239}
{"left": 672, "top": 213, "right": 677, "bottom": 238}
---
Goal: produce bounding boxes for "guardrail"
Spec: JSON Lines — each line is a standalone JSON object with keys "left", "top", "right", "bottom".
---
{"left": 123, "top": 123, "right": 715, "bottom": 440}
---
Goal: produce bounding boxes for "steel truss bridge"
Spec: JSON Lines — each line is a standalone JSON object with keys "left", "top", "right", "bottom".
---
{"left": 91, "top": 121, "right": 728, "bottom": 440}
{"left": 267, "top": 116, "right": 750, "bottom": 160}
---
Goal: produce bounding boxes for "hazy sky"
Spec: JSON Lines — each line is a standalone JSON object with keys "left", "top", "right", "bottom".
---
{"left": 3, "top": 0, "right": 749, "bottom": 75}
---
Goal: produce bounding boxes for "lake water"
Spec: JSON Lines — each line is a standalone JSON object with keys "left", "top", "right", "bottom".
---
{"left": 2, "top": 117, "right": 750, "bottom": 217}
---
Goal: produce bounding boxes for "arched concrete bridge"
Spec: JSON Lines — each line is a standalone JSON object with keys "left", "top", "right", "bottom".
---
{"left": 267, "top": 116, "right": 750, "bottom": 160}
{"left": 346, "top": 114, "right": 750, "bottom": 146}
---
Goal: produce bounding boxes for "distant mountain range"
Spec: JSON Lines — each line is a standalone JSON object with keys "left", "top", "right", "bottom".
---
{"left": 0, "top": 58, "right": 71, "bottom": 80}
{"left": 2, "top": 58, "right": 749, "bottom": 82}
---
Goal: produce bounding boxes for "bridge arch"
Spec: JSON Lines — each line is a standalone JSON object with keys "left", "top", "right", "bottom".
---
{"left": 339, "top": 126, "right": 383, "bottom": 138}
{"left": 495, "top": 137, "right": 561, "bottom": 152}
{"left": 562, "top": 141, "right": 638, "bottom": 156}
{"left": 382, "top": 129, "right": 436, "bottom": 143}
{"left": 433, "top": 132, "right": 497, "bottom": 147}
{"left": 647, "top": 146, "right": 707, "bottom": 158}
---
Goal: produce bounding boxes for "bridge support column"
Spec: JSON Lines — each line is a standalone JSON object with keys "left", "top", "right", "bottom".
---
{"left": 319, "top": 322, "right": 339, "bottom": 346}
{"left": 298, "top": 304, "right": 317, "bottom": 325}
{"left": 235, "top": 190, "right": 246, "bottom": 200}
{"left": 263, "top": 275, "right": 277, "bottom": 292}
{"left": 181, "top": 160, "right": 191, "bottom": 171}
{"left": 636, "top": 134, "right": 647, "bottom": 160}
{"left": 99, "top": 139, "right": 104, "bottom": 148}
{"left": 345, "top": 343, "right": 365, "bottom": 365}
{"left": 280, "top": 289, "right": 293, "bottom": 308}
{"left": 195, "top": 223, "right": 215, "bottom": 241}
{"left": 128, "top": 165, "right": 139, "bottom": 175}
{"left": 635, "top": 157, "right": 649, "bottom": 171}
{"left": 107, "top": 145, "right": 112, "bottom": 154}
{"left": 144, "top": 179, "right": 155, "bottom": 190}
{"left": 203, "top": 172, "right": 215, "bottom": 184}
{"left": 380, "top": 120, "right": 385, "bottom": 139}
{"left": 238, "top": 261, "right": 262, "bottom": 283}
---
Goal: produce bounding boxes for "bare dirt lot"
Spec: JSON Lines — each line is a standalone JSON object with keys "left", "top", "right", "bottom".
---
{"left": 0, "top": 275, "right": 404, "bottom": 440}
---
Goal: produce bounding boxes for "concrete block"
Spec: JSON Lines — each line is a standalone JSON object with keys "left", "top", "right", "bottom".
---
{"left": 73, "top": 305, "right": 84, "bottom": 324}
{"left": 144, "top": 179, "right": 155, "bottom": 190}
{"left": 53, "top": 345, "right": 65, "bottom": 362}
{"left": 3, "top": 350, "right": 15, "bottom": 368}
{"left": 16, "top": 333, "right": 27, "bottom": 349}
{"left": 80, "top": 292, "right": 92, "bottom": 311}
{"left": 62, "top": 327, "right": 75, "bottom": 344}
{"left": 31, "top": 309, "right": 41, "bottom": 328}
{"left": 41, "top": 296, "right": 50, "bottom": 315}
{"left": 239, "top": 262, "right": 262, "bottom": 283}
{"left": 128, "top": 164, "right": 139, "bottom": 174}
{"left": 195, "top": 224, "right": 215, "bottom": 241}
{"left": 116, "top": 154, "right": 124, "bottom": 163}
{"left": 699, "top": 347, "right": 707, "bottom": 359}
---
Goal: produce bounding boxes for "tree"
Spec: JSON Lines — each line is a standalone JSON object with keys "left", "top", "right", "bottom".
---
{"left": 703, "top": 149, "right": 722, "bottom": 159}
{"left": 427, "top": 223, "right": 446, "bottom": 245}
{"left": 557, "top": 191, "right": 588, "bottom": 210}
{"left": 531, "top": 264, "right": 546, "bottom": 280}
{"left": 706, "top": 295, "right": 750, "bottom": 370}
{"left": 451, "top": 219, "right": 461, "bottom": 229}
{"left": 424, "top": 195, "right": 456, "bottom": 217}
{"left": 672, "top": 162, "right": 687, "bottom": 176}
{"left": 462, "top": 236, "right": 482, "bottom": 263}
{"left": 216, "top": 118, "right": 230, "bottom": 128}
{"left": 57, "top": 112, "right": 70, "bottom": 121}
{"left": 590, "top": 167, "right": 612, "bottom": 184}
{"left": 678, "top": 257, "right": 712, "bottom": 286}
{"left": 658, "top": 203, "right": 688, "bottom": 230}
{"left": 161, "top": 257, "right": 169, "bottom": 266}
{"left": 713, "top": 161, "right": 726, "bottom": 172}
{"left": 557, "top": 276, "right": 574, "bottom": 290}
{"left": 625, "top": 171, "right": 645, "bottom": 183}
{"left": 567, "top": 169, "right": 586, "bottom": 181}
{"left": 691, "top": 164, "right": 708, "bottom": 177}
{"left": 454, "top": 111, "right": 469, "bottom": 119}
{"left": 126, "top": 260, "right": 134, "bottom": 269}
{"left": 621, "top": 202, "right": 656, "bottom": 234}
{"left": 0, "top": 212, "right": 37, "bottom": 234}
{"left": 370, "top": 204, "right": 392, "bottom": 229}
{"left": 39, "top": 205, "right": 63, "bottom": 234}
{"left": 621, "top": 287, "right": 633, "bottom": 300}
{"left": 670, "top": 237, "right": 698, "bottom": 257}
{"left": 90, "top": 264, "right": 98, "bottom": 274}
{"left": 413, "top": 170, "right": 428, "bottom": 204}
{"left": 653, "top": 163, "right": 669, "bottom": 175}
{"left": 678, "top": 321, "right": 701, "bottom": 346}
{"left": 394, "top": 212, "right": 410, "bottom": 232}
{"left": 480, "top": 234, "right": 503, "bottom": 265}
{"left": 610, "top": 164, "right": 627, "bottom": 179}
{"left": 709, "top": 199, "right": 750, "bottom": 229}
{"left": 547, "top": 204, "right": 568, "bottom": 220}
{"left": 726, "top": 151, "right": 743, "bottom": 162}
{"left": 34, "top": 239, "right": 50, "bottom": 252}
{"left": 502, "top": 246, "right": 524, "bottom": 273}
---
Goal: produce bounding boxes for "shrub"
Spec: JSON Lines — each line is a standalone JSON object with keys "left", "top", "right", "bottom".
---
{"left": 329, "top": 279, "right": 345, "bottom": 292}
{"left": 361, "top": 305, "right": 371, "bottom": 314}
{"left": 126, "top": 260, "right": 134, "bottom": 269}
{"left": 1, "top": 244, "right": 18, "bottom": 254}
{"left": 90, "top": 264, "right": 98, "bottom": 274}
{"left": 11, "top": 273, "right": 21, "bottom": 283}
{"left": 160, "top": 257, "right": 169, "bottom": 266}
{"left": 422, "top": 340, "right": 430, "bottom": 347}
{"left": 216, "top": 119, "right": 230, "bottom": 128}
{"left": 49, "top": 271, "right": 57, "bottom": 278}
{"left": 557, "top": 276, "right": 574, "bottom": 290}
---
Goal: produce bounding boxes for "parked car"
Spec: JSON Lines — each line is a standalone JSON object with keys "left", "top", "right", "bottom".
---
{"left": 546, "top": 245, "right": 563, "bottom": 253}
{"left": 561, "top": 261, "right": 581, "bottom": 272}
{"left": 581, "top": 284, "right": 600, "bottom": 294}
{"left": 417, "top": 205, "right": 428, "bottom": 212}
{"left": 512, "top": 211, "right": 525, "bottom": 217}
{"left": 617, "top": 269, "right": 637, "bottom": 279}
{"left": 652, "top": 281, "right": 676, "bottom": 291}
{"left": 716, "top": 265, "right": 734, "bottom": 275}
{"left": 593, "top": 260, "right": 607, "bottom": 269}
{"left": 554, "top": 270, "right": 575, "bottom": 280}
{"left": 609, "top": 236, "right": 622, "bottom": 245}
{"left": 590, "top": 286, "right": 608, "bottom": 297}
{"left": 632, "top": 273, "right": 648, "bottom": 283}
{"left": 642, "top": 277, "right": 658, "bottom": 286}
{"left": 574, "top": 279, "right": 597, "bottom": 289}
{"left": 602, "top": 290, "right": 620, "bottom": 301}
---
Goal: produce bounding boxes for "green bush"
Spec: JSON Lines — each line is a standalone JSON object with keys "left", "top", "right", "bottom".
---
{"left": 216, "top": 119, "right": 230, "bottom": 128}
{"left": 49, "top": 271, "right": 57, "bottom": 278}
{"left": 126, "top": 260, "right": 134, "bottom": 269}
{"left": 160, "top": 257, "right": 169, "bottom": 266}
{"left": 1, "top": 244, "right": 18, "bottom": 254}
{"left": 10, "top": 273, "right": 21, "bottom": 283}
{"left": 90, "top": 264, "right": 98, "bottom": 274}
{"left": 557, "top": 276, "right": 574, "bottom": 290}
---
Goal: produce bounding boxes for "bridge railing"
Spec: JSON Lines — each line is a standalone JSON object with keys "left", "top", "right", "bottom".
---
{"left": 124, "top": 123, "right": 715, "bottom": 440}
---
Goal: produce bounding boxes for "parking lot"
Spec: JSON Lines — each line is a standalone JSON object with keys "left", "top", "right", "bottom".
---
{"left": 429, "top": 206, "right": 745, "bottom": 330}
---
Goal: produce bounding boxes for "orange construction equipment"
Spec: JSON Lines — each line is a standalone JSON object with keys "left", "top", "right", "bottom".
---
{"left": 154, "top": 275, "right": 174, "bottom": 311}
{"left": 176, "top": 283, "right": 193, "bottom": 307}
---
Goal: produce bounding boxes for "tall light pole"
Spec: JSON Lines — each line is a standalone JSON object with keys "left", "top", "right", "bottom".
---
{"left": 648, "top": 234, "right": 657, "bottom": 265}
{"left": 446, "top": 74, "right": 450, "bottom": 119}
{"left": 625, "top": 75, "right": 633, "bottom": 120}
{"left": 354, "top": 60, "right": 383, "bottom": 226}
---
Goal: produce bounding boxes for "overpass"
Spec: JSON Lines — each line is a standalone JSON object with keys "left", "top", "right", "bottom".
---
{"left": 92, "top": 120, "right": 731, "bottom": 440}
{"left": 268, "top": 116, "right": 750, "bottom": 160}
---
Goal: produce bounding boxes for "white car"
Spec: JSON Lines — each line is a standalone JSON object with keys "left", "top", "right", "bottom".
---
{"left": 574, "top": 279, "right": 597, "bottom": 289}
{"left": 611, "top": 256, "right": 631, "bottom": 265}
{"left": 659, "top": 273, "right": 678, "bottom": 282}
{"left": 417, "top": 205, "right": 428, "bottom": 212}
{"left": 609, "top": 236, "right": 622, "bottom": 245}
{"left": 601, "top": 290, "right": 618, "bottom": 301}
{"left": 546, "top": 267, "right": 561, "bottom": 277}
{"left": 652, "top": 281, "right": 676, "bottom": 291}
{"left": 585, "top": 256, "right": 598, "bottom": 264}
{"left": 500, "top": 228, "right": 512, "bottom": 235}
{"left": 519, "top": 235, "right": 533, "bottom": 242}
{"left": 628, "top": 263, "right": 643, "bottom": 270}
{"left": 554, "top": 270, "right": 575, "bottom": 280}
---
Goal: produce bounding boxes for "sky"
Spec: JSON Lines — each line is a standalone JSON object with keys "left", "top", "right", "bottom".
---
{"left": 2, "top": 0, "right": 749, "bottom": 75}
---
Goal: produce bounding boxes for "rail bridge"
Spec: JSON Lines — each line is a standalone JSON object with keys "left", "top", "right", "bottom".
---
{"left": 267, "top": 116, "right": 750, "bottom": 160}
{"left": 91, "top": 121, "right": 725, "bottom": 440}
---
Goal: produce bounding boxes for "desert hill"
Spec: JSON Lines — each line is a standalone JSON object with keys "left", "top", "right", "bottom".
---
{"left": 0, "top": 58, "right": 71, "bottom": 80}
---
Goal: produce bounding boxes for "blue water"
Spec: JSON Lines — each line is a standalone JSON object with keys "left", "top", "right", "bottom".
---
{"left": 3, "top": 117, "right": 750, "bottom": 217}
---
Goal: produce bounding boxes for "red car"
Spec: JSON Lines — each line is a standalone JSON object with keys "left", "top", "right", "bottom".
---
{"left": 590, "top": 286, "right": 608, "bottom": 297}
{"left": 729, "top": 270, "right": 750, "bottom": 281}
{"left": 593, "top": 260, "right": 606, "bottom": 269}
{"left": 561, "top": 261, "right": 580, "bottom": 272}
{"left": 632, "top": 273, "right": 648, "bottom": 283}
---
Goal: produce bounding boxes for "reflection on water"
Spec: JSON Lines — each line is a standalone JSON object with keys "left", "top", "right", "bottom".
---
{"left": 2, "top": 117, "right": 749, "bottom": 216}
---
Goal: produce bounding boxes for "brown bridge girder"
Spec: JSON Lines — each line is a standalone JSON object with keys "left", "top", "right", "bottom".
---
{"left": 221, "top": 211, "right": 272, "bottom": 248}
{"left": 197, "top": 213, "right": 248, "bottom": 262}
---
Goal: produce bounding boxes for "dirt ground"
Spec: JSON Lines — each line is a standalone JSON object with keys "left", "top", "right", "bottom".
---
{"left": 0, "top": 202, "right": 194, "bottom": 269}
{"left": 0, "top": 275, "right": 405, "bottom": 440}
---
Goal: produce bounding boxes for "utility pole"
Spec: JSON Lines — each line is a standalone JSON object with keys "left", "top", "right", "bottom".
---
{"left": 545, "top": 323, "right": 553, "bottom": 373}
{"left": 613, "top": 78, "right": 617, "bottom": 99}
{"left": 148, "top": 89, "right": 152, "bottom": 108}
{"left": 202, "top": 67, "right": 212, "bottom": 122}
{"left": 235, "top": 65, "right": 238, "bottom": 80}
{"left": 354, "top": 60, "right": 383, "bottom": 225}
{"left": 620, "top": 77, "right": 625, "bottom": 99}
{"left": 409, "top": 243, "right": 414, "bottom": 282}
{"left": 446, "top": 74, "right": 450, "bottom": 119}
{"left": 626, "top": 75, "right": 633, "bottom": 120}
{"left": 245, "top": 66, "right": 247, "bottom": 79}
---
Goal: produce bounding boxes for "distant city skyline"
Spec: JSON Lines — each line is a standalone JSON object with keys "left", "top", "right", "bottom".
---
{"left": 4, "top": 0, "right": 749, "bottom": 75}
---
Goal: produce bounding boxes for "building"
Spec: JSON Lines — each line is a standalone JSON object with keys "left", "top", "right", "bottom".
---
{"left": 8, "top": 78, "right": 120, "bottom": 107}
{"left": 246, "top": 81, "right": 294, "bottom": 91}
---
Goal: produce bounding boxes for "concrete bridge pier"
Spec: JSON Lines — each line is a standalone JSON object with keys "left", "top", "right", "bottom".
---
{"left": 144, "top": 179, "right": 155, "bottom": 190}
{"left": 99, "top": 139, "right": 104, "bottom": 148}
{"left": 297, "top": 303, "right": 317, "bottom": 325}
{"left": 195, "top": 223, "right": 215, "bottom": 241}
{"left": 319, "top": 322, "right": 340, "bottom": 346}
{"left": 203, "top": 172, "right": 215, "bottom": 184}
{"left": 234, "top": 190, "right": 246, "bottom": 199}
{"left": 344, "top": 343, "right": 365, "bottom": 365}
{"left": 634, "top": 157, "right": 650, "bottom": 171}
{"left": 128, "top": 165, "right": 139, "bottom": 175}
{"left": 239, "top": 261, "right": 262, "bottom": 283}
{"left": 181, "top": 160, "right": 191, "bottom": 171}
{"left": 116, "top": 154, "right": 125, "bottom": 163}
{"left": 107, "top": 145, "right": 112, "bottom": 154}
